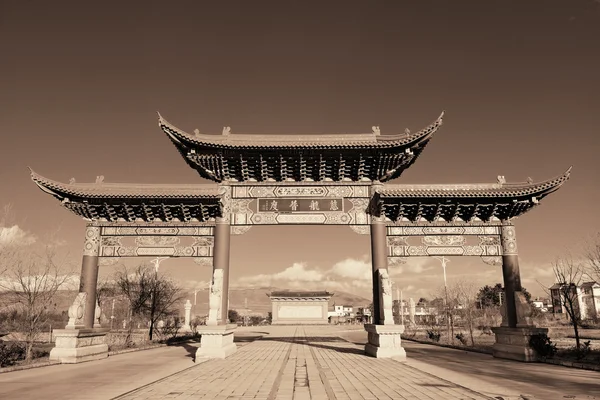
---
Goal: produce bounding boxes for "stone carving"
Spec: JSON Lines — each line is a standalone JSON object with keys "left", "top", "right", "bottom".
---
{"left": 501, "top": 224, "right": 518, "bottom": 255}
{"left": 193, "top": 257, "right": 213, "bottom": 266}
{"left": 479, "top": 235, "right": 500, "bottom": 246}
{"left": 98, "top": 258, "right": 119, "bottom": 266}
{"left": 231, "top": 226, "right": 252, "bottom": 235}
{"left": 218, "top": 184, "right": 232, "bottom": 223}
{"left": 388, "top": 226, "right": 502, "bottom": 236}
{"left": 207, "top": 269, "right": 224, "bottom": 325}
{"left": 349, "top": 225, "right": 370, "bottom": 235}
{"left": 135, "top": 236, "right": 180, "bottom": 247}
{"left": 515, "top": 291, "right": 534, "bottom": 327}
{"left": 66, "top": 293, "right": 87, "bottom": 329}
{"left": 387, "top": 236, "right": 409, "bottom": 246}
{"left": 82, "top": 226, "right": 101, "bottom": 256}
{"left": 192, "top": 236, "right": 214, "bottom": 246}
{"left": 481, "top": 256, "right": 502, "bottom": 266}
{"left": 94, "top": 300, "right": 101, "bottom": 328}
{"left": 379, "top": 269, "right": 394, "bottom": 325}
{"left": 274, "top": 186, "right": 326, "bottom": 197}
{"left": 101, "top": 236, "right": 122, "bottom": 246}
{"left": 422, "top": 235, "right": 466, "bottom": 246}
{"left": 388, "top": 257, "right": 407, "bottom": 266}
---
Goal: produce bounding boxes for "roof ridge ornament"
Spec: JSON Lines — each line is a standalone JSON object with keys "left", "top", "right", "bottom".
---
{"left": 69, "top": 178, "right": 76, "bottom": 184}
{"left": 372, "top": 126, "right": 381, "bottom": 135}
{"left": 95, "top": 176, "right": 104, "bottom": 184}
{"left": 222, "top": 126, "right": 231, "bottom": 136}
{"left": 497, "top": 175, "right": 506, "bottom": 185}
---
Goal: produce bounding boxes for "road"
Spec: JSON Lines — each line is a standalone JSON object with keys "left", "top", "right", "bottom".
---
{"left": 339, "top": 329, "right": 600, "bottom": 400}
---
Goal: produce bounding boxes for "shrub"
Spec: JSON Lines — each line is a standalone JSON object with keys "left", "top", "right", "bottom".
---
{"left": 529, "top": 333, "right": 557, "bottom": 359}
{"left": 455, "top": 333, "right": 468, "bottom": 346}
{"left": 574, "top": 340, "right": 592, "bottom": 360}
{"left": 426, "top": 330, "right": 441, "bottom": 342}
{"left": 0, "top": 342, "right": 26, "bottom": 367}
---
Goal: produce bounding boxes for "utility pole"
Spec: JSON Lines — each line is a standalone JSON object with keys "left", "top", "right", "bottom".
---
{"left": 244, "top": 297, "right": 248, "bottom": 326}
{"left": 400, "top": 288, "right": 404, "bottom": 326}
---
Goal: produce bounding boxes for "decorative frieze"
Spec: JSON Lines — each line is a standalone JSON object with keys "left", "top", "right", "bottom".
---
{"left": 101, "top": 226, "right": 214, "bottom": 236}
{"left": 232, "top": 184, "right": 371, "bottom": 199}
{"left": 389, "top": 244, "right": 502, "bottom": 257}
{"left": 349, "top": 225, "right": 370, "bottom": 235}
{"left": 218, "top": 183, "right": 232, "bottom": 224}
{"left": 231, "top": 226, "right": 252, "bottom": 235}
{"left": 193, "top": 257, "right": 213, "bottom": 266}
{"left": 82, "top": 226, "right": 101, "bottom": 256}
{"left": 100, "top": 245, "right": 213, "bottom": 257}
{"left": 501, "top": 224, "right": 518, "bottom": 255}
{"left": 387, "top": 226, "right": 501, "bottom": 236}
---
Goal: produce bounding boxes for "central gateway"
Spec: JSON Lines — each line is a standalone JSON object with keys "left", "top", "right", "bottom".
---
{"left": 31, "top": 111, "right": 571, "bottom": 362}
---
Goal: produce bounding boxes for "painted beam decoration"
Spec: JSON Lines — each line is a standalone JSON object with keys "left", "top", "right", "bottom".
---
{"left": 98, "top": 225, "right": 214, "bottom": 258}
{"left": 230, "top": 184, "right": 371, "bottom": 225}
{"left": 386, "top": 225, "right": 504, "bottom": 266}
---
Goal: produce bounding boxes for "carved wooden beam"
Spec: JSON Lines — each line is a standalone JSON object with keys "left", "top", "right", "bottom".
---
{"left": 300, "top": 153, "right": 307, "bottom": 181}
{"left": 240, "top": 154, "right": 249, "bottom": 181}
{"left": 338, "top": 154, "right": 345, "bottom": 181}
{"left": 280, "top": 154, "right": 288, "bottom": 181}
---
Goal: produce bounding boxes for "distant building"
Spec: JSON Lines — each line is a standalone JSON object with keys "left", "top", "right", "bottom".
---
{"left": 269, "top": 291, "right": 333, "bottom": 325}
{"left": 550, "top": 282, "right": 600, "bottom": 320}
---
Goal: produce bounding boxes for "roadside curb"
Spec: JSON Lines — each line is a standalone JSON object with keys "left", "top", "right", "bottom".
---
{"left": 0, "top": 360, "right": 62, "bottom": 374}
{"left": 402, "top": 336, "right": 600, "bottom": 372}
{"left": 0, "top": 339, "right": 197, "bottom": 374}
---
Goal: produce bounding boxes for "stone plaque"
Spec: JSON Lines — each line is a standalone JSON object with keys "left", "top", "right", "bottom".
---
{"left": 278, "top": 305, "right": 323, "bottom": 319}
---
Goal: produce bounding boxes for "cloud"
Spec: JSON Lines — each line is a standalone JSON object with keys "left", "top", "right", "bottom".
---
{"left": 0, "top": 225, "right": 36, "bottom": 247}
{"left": 238, "top": 262, "right": 324, "bottom": 286}
{"left": 330, "top": 257, "right": 371, "bottom": 280}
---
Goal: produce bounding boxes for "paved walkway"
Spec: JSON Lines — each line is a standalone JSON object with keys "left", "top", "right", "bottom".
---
{"left": 117, "top": 326, "right": 491, "bottom": 400}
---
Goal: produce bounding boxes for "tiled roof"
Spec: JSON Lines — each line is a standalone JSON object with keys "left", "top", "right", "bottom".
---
{"left": 269, "top": 291, "right": 334, "bottom": 298}
{"left": 30, "top": 169, "right": 220, "bottom": 200}
{"left": 158, "top": 112, "right": 444, "bottom": 150}
{"left": 376, "top": 167, "right": 572, "bottom": 199}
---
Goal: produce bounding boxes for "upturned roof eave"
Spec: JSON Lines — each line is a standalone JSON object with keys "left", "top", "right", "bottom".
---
{"left": 157, "top": 111, "right": 444, "bottom": 151}
{"left": 29, "top": 168, "right": 221, "bottom": 200}
{"left": 375, "top": 167, "right": 572, "bottom": 199}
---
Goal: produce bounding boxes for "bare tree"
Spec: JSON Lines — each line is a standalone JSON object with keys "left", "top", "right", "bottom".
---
{"left": 0, "top": 245, "right": 73, "bottom": 361}
{"left": 584, "top": 232, "right": 600, "bottom": 282}
{"left": 453, "top": 280, "right": 480, "bottom": 346}
{"left": 114, "top": 265, "right": 183, "bottom": 341}
{"left": 552, "top": 254, "right": 585, "bottom": 349}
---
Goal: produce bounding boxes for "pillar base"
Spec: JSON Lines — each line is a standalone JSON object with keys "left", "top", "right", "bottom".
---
{"left": 195, "top": 324, "right": 237, "bottom": 359}
{"left": 49, "top": 328, "right": 109, "bottom": 364}
{"left": 364, "top": 324, "right": 406, "bottom": 360}
{"left": 491, "top": 326, "right": 548, "bottom": 362}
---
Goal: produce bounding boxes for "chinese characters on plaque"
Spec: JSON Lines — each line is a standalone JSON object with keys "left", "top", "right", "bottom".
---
{"left": 257, "top": 198, "right": 344, "bottom": 213}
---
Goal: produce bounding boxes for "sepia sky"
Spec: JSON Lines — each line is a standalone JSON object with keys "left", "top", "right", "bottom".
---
{"left": 1, "top": 0, "right": 599, "bottom": 302}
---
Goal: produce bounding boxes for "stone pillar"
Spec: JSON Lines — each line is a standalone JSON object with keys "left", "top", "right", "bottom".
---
{"left": 491, "top": 222, "right": 547, "bottom": 362}
{"left": 364, "top": 183, "right": 406, "bottom": 360}
{"left": 80, "top": 225, "right": 101, "bottom": 329}
{"left": 50, "top": 224, "right": 108, "bottom": 364}
{"left": 196, "top": 183, "right": 237, "bottom": 360}
{"left": 370, "top": 217, "right": 388, "bottom": 324}
{"left": 182, "top": 300, "right": 192, "bottom": 332}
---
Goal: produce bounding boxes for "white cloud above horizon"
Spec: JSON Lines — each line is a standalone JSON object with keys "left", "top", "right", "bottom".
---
{"left": 0, "top": 225, "right": 36, "bottom": 247}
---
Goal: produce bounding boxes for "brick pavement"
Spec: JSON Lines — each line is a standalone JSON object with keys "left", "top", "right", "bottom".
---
{"left": 116, "top": 326, "right": 492, "bottom": 400}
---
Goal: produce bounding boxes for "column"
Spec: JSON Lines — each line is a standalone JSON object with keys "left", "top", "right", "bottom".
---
{"left": 370, "top": 216, "right": 387, "bottom": 325}
{"left": 214, "top": 182, "right": 232, "bottom": 325}
{"left": 500, "top": 223, "right": 521, "bottom": 328}
{"left": 80, "top": 224, "right": 101, "bottom": 329}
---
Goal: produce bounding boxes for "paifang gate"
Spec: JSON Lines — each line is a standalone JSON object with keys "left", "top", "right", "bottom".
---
{"left": 31, "top": 111, "right": 571, "bottom": 362}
